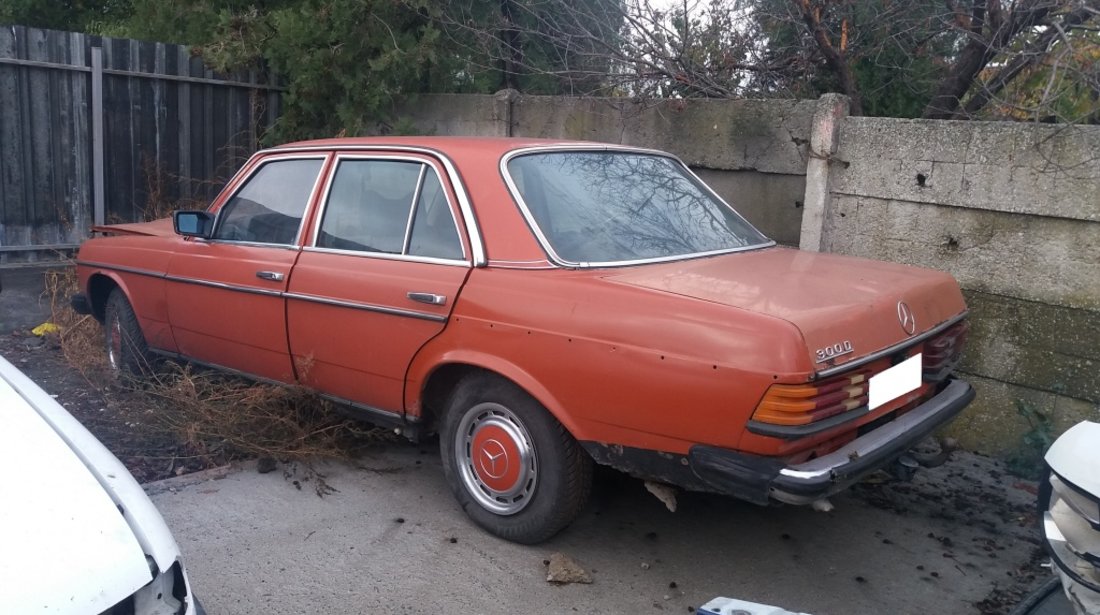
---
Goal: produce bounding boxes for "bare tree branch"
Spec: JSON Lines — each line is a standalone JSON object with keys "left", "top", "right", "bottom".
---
{"left": 963, "top": 2, "right": 1098, "bottom": 117}
{"left": 422, "top": 0, "right": 1099, "bottom": 125}
{"left": 792, "top": 0, "right": 863, "bottom": 114}
{"left": 945, "top": 0, "right": 972, "bottom": 31}
{"left": 923, "top": 0, "right": 1058, "bottom": 119}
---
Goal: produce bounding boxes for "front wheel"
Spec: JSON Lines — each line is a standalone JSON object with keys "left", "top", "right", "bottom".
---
{"left": 104, "top": 288, "right": 154, "bottom": 377}
{"left": 439, "top": 374, "right": 593, "bottom": 544}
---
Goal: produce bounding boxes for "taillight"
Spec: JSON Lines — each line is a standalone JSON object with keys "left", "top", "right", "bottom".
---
{"left": 752, "top": 318, "right": 968, "bottom": 432}
{"left": 923, "top": 321, "right": 969, "bottom": 380}
{"left": 752, "top": 371, "right": 871, "bottom": 426}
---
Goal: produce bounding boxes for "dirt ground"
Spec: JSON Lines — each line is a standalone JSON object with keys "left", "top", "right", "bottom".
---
{"left": 0, "top": 320, "right": 1055, "bottom": 614}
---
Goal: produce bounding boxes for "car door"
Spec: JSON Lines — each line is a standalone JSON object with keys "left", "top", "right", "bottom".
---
{"left": 286, "top": 154, "right": 471, "bottom": 415}
{"left": 165, "top": 154, "right": 329, "bottom": 382}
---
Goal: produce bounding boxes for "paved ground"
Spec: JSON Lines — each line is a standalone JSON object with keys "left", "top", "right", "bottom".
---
{"left": 150, "top": 444, "right": 1046, "bottom": 615}
{"left": 0, "top": 265, "right": 53, "bottom": 333}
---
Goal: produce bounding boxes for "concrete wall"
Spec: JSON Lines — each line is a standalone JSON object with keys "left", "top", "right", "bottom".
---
{"left": 395, "top": 93, "right": 815, "bottom": 245}
{"left": 823, "top": 118, "right": 1100, "bottom": 455}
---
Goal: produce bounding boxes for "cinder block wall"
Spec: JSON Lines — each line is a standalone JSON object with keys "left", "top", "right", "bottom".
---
{"left": 825, "top": 118, "right": 1100, "bottom": 455}
{"left": 395, "top": 93, "right": 815, "bottom": 246}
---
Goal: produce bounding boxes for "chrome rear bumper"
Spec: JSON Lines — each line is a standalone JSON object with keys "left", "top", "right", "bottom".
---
{"left": 690, "top": 378, "right": 975, "bottom": 505}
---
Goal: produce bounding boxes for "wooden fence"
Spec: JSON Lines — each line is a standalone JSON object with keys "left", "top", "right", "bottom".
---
{"left": 0, "top": 25, "right": 283, "bottom": 264}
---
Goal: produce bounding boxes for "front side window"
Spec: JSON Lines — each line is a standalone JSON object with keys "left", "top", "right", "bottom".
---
{"left": 214, "top": 158, "right": 324, "bottom": 245}
{"left": 317, "top": 159, "right": 464, "bottom": 261}
{"left": 506, "top": 151, "right": 770, "bottom": 265}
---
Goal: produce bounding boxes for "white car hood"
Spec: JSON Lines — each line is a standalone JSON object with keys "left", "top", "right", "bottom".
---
{"left": 0, "top": 363, "right": 153, "bottom": 613}
{"left": 1046, "top": 421, "right": 1100, "bottom": 498}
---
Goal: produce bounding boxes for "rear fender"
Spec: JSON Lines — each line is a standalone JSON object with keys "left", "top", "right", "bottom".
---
{"left": 406, "top": 347, "right": 584, "bottom": 440}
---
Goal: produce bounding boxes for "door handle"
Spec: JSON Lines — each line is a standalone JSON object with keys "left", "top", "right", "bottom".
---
{"left": 407, "top": 292, "right": 447, "bottom": 306}
{"left": 256, "top": 270, "right": 285, "bottom": 282}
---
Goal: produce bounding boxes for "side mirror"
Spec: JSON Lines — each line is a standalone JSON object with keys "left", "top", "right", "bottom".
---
{"left": 173, "top": 211, "right": 215, "bottom": 238}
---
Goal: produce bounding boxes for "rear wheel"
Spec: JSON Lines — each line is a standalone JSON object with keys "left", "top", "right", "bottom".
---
{"left": 440, "top": 373, "right": 593, "bottom": 544}
{"left": 104, "top": 288, "right": 154, "bottom": 377}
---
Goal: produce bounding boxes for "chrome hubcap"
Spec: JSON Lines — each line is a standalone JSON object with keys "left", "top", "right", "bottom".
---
{"left": 455, "top": 402, "right": 537, "bottom": 516}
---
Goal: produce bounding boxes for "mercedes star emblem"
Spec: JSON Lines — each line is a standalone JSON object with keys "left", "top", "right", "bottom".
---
{"left": 897, "top": 301, "right": 916, "bottom": 336}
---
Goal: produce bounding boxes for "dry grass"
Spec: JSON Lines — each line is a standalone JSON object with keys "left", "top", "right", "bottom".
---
{"left": 44, "top": 265, "right": 106, "bottom": 376}
{"left": 137, "top": 364, "right": 383, "bottom": 463}
{"left": 42, "top": 266, "right": 394, "bottom": 479}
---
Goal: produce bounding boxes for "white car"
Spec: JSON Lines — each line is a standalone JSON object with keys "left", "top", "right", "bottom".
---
{"left": 1040, "top": 421, "right": 1100, "bottom": 615}
{"left": 0, "top": 355, "right": 203, "bottom": 614}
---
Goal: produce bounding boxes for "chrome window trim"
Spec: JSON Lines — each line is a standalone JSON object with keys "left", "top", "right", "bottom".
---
{"left": 487, "top": 258, "right": 556, "bottom": 270}
{"left": 210, "top": 153, "right": 330, "bottom": 247}
{"left": 198, "top": 239, "right": 302, "bottom": 251}
{"left": 284, "top": 291, "right": 447, "bottom": 322}
{"left": 814, "top": 312, "right": 969, "bottom": 380}
{"left": 402, "top": 165, "right": 429, "bottom": 254}
{"left": 301, "top": 246, "right": 469, "bottom": 268}
{"left": 498, "top": 145, "right": 776, "bottom": 269}
{"left": 269, "top": 144, "right": 485, "bottom": 266}
{"left": 310, "top": 154, "right": 468, "bottom": 264}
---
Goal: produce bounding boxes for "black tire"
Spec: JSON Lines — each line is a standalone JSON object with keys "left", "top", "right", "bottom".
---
{"left": 104, "top": 288, "right": 154, "bottom": 377}
{"left": 439, "top": 373, "right": 593, "bottom": 544}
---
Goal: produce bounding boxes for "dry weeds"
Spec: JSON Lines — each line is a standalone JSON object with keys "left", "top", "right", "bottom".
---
{"left": 136, "top": 364, "right": 382, "bottom": 463}
{"left": 44, "top": 265, "right": 106, "bottom": 376}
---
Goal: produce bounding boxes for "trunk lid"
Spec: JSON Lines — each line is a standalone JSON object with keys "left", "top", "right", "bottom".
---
{"left": 601, "top": 246, "right": 966, "bottom": 373}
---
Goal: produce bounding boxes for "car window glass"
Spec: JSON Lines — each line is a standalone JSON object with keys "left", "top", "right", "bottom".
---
{"left": 407, "top": 172, "right": 464, "bottom": 260}
{"left": 507, "top": 152, "right": 768, "bottom": 264}
{"left": 213, "top": 158, "right": 323, "bottom": 244}
{"left": 317, "top": 160, "right": 421, "bottom": 254}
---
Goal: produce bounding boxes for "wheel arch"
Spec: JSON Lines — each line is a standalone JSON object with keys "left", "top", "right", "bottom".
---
{"left": 86, "top": 271, "right": 126, "bottom": 321}
{"left": 413, "top": 353, "right": 585, "bottom": 441}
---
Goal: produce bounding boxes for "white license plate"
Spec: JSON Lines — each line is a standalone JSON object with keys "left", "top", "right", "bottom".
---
{"left": 868, "top": 353, "right": 922, "bottom": 410}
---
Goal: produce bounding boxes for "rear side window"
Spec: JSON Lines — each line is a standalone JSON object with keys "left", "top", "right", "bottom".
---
{"left": 214, "top": 158, "right": 324, "bottom": 245}
{"left": 317, "top": 159, "right": 464, "bottom": 261}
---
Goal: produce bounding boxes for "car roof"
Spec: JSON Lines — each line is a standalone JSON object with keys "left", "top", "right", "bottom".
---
{"left": 270, "top": 136, "right": 608, "bottom": 157}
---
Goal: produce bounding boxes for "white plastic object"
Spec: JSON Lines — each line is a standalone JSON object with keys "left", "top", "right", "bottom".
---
{"left": 698, "top": 596, "right": 812, "bottom": 615}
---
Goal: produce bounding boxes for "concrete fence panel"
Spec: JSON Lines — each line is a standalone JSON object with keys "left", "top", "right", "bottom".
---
{"left": 825, "top": 116, "right": 1100, "bottom": 455}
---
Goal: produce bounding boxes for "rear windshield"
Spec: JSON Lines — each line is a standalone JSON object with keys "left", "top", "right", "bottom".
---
{"left": 506, "top": 151, "right": 769, "bottom": 265}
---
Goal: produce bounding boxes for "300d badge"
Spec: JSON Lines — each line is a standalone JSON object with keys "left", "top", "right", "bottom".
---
{"left": 815, "top": 340, "right": 854, "bottom": 363}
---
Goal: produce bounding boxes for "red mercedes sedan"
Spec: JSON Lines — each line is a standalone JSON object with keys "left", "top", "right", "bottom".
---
{"left": 73, "top": 137, "right": 973, "bottom": 543}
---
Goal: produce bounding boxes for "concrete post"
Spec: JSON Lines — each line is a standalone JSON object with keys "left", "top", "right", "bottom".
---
{"left": 493, "top": 89, "right": 520, "bottom": 137}
{"left": 798, "top": 93, "right": 849, "bottom": 252}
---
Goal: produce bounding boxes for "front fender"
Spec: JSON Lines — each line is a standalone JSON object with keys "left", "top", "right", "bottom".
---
{"left": 76, "top": 242, "right": 176, "bottom": 353}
